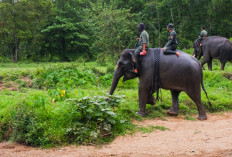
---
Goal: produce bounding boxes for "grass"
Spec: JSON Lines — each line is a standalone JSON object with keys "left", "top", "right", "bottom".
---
{"left": 0, "top": 58, "right": 231, "bottom": 147}
{"left": 138, "top": 125, "right": 170, "bottom": 133}
{"left": 185, "top": 114, "right": 197, "bottom": 121}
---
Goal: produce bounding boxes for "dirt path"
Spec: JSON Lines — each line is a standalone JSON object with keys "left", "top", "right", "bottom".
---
{"left": 1, "top": 112, "right": 232, "bottom": 157}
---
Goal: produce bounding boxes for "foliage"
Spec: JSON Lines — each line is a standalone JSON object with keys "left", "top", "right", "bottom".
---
{"left": 0, "top": 0, "right": 54, "bottom": 62}
{"left": 0, "top": 91, "right": 131, "bottom": 146}
{"left": 63, "top": 95, "right": 126, "bottom": 144}
{"left": 0, "top": 0, "right": 232, "bottom": 62}
{"left": 41, "top": 0, "right": 90, "bottom": 61}
{"left": 138, "top": 125, "right": 170, "bottom": 133}
{"left": 31, "top": 65, "right": 96, "bottom": 89}
{"left": 185, "top": 114, "right": 197, "bottom": 121}
{"left": 87, "top": 1, "right": 137, "bottom": 59}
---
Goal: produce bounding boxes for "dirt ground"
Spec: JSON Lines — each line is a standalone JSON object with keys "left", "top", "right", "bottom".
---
{"left": 1, "top": 112, "right": 232, "bottom": 157}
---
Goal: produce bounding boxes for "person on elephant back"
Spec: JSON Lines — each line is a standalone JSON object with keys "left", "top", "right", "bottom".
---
{"left": 197, "top": 26, "right": 208, "bottom": 46}
{"left": 162, "top": 23, "right": 179, "bottom": 57}
{"left": 132, "top": 23, "right": 149, "bottom": 74}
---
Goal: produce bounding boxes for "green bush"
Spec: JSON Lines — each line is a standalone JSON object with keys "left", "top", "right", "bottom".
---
{"left": 177, "top": 37, "right": 193, "bottom": 50}
{"left": 64, "top": 95, "right": 127, "bottom": 144}
{"left": 30, "top": 77, "right": 44, "bottom": 89}
{"left": 11, "top": 104, "right": 48, "bottom": 146}
{"left": 1, "top": 93, "right": 131, "bottom": 147}
{"left": 31, "top": 66, "right": 97, "bottom": 89}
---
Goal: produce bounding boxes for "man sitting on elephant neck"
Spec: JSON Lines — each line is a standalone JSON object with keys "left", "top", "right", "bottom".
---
{"left": 132, "top": 23, "right": 149, "bottom": 74}
{"left": 197, "top": 26, "right": 207, "bottom": 46}
{"left": 161, "top": 23, "right": 179, "bottom": 57}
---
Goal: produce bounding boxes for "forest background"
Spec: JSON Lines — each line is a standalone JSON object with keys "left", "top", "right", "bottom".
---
{"left": 0, "top": 0, "right": 232, "bottom": 63}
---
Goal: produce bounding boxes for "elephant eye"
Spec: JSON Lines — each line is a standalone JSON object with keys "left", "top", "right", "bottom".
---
{"left": 118, "top": 61, "right": 123, "bottom": 65}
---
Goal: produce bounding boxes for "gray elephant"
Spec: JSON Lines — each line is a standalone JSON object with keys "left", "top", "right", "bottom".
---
{"left": 193, "top": 36, "right": 232, "bottom": 70}
{"left": 109, "top": 48, "right": 211, "bottom": 120}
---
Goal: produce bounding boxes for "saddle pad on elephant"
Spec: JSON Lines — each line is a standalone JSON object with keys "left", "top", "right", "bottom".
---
{"left": 151, "top": 48, "right": 161, "bottom": 94}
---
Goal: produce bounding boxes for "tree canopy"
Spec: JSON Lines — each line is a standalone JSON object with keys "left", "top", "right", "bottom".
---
{"left": 0, "top": 0, "right": 231, "bottom": 62}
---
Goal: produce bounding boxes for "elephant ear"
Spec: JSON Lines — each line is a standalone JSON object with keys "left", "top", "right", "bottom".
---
{"left": 121, "top": 51, "right": 134, "bottom": 62}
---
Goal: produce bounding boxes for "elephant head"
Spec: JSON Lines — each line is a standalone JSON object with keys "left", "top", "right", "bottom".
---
{"left": 193, "top": 40, "right": 203, "bottom": 60}
{"left": 109, "top": 49, "right": 137, "bottom": 95}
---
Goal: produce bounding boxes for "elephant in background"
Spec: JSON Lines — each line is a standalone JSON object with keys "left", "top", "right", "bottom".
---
{"left": 109, "top": 48, "right": 211, "bottom": 120}
{"left": 193, "top": 36, "right": 232, "bottom": 70}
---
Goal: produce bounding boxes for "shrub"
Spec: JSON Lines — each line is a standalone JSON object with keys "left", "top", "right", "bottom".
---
{"left": 31, "top": 66, "right": 97, "bottom": 89}
{"left": 64, "top": 95, "right": 127, "bottom": 144}
{"left": 11, "top": 105, "right": 49, "bottom": 146}
{"left": 2, "top": 94, "right": 130, "bottom": 147}
{"left": 178, "top": 37, "right": 193, "bottom": 49}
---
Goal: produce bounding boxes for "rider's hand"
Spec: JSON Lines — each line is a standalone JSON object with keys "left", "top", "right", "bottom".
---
{"left": 140, "top": 50, "right": 146, "bottom": 55}
{"left": 162, "top": 48, "right": 166, "bottom": 51}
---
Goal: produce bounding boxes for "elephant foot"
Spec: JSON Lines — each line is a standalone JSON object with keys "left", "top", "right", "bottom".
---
{"left": 197, "top": 115, "right": 207, "bottom": 120}
{"left": 136, "top": 110, "right": 147, "bottom": 117}
{"left": 167, "top": 109, "right": 178, "bottom": 116}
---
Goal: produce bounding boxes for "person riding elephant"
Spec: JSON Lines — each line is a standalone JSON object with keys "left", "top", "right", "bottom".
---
{"left": 197, "top": 26, "right": 208, "bottom": 45}
{"left": 132, "top": 23, "right": 149, "bottom": 74}
{"left": 109, "top": 48, "right": 211, "bottom": 120}
{"left": 162, "top": 23, "right": 179, "bottom": 57}
{"left": 193, "top": 36, "right": 232, "bottom": 70}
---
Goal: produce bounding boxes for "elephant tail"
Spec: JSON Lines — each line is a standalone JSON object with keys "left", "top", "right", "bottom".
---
{"left": 200, "top": 70, "right": 212, "bottom": 106}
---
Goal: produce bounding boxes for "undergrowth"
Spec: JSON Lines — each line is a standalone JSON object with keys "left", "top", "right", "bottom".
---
{"left": 0, "top": 60, "right": 231, "bottom": 147}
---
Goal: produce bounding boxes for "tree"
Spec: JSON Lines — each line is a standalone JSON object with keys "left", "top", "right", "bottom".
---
{"left": 0, "top": 0, "right": 54, "bottom": 62}
{"left": 41, "top": 0, "right": 90, "bottom": 61}
{"left": 87, "top": 0, "right": 137, "bottom": 60}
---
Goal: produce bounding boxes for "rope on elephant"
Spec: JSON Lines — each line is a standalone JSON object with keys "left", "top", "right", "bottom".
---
{"left": 151, "top": 48, "right": 161, "bottom": 97}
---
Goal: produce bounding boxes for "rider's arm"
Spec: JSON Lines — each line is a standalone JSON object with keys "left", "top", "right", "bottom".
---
{"left": 165, "top": 32, "right": 174, "bottom": 47}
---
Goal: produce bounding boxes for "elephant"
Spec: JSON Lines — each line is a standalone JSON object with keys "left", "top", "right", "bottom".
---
{"left": 109, "top": 48, "right": 211, "bottom": 120}
{"left": 193, "top": 36, "right": 232, "bottom": 70}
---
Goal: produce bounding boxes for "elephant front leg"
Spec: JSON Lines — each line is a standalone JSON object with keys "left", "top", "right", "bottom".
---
{"left": 167, "top": 90, "right": 180, "bottom": 116}
{"left": 201, "top": 60, "right": 207, "bottom": 70}
{"left": 136, "top": 86, "right": 149, "bottom": 116}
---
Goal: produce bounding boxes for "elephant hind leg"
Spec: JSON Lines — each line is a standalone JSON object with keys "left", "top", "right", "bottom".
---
{"left": 167, "top": 90, "right": 180, "bottom": 116}
{"left": 207, "top": 59, "right": 213, "bottom": 71}
{"left": 186, "top": 90, "right": 207, "bottom": 120}
{"left": 220, "top": 59, "right": 227, "bottom": 70}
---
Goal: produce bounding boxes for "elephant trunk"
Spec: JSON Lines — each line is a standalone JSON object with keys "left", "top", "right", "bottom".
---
{"left": 109, "top": 69, "right": 123, "bottom": 95}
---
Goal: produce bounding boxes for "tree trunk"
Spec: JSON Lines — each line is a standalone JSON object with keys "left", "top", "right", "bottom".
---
{"left": 10, "top": 47, "right": 15, "bottom": 62}
{"left": 15, "top": 36, "right": 18, "bottom": 62}
{"left": 158, "top": 20, "right": 161, "bottom": 47}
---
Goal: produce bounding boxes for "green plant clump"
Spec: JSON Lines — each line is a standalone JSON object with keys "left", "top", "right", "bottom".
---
{"left": 0, "top": 94, "right": 133, "bottom": 147}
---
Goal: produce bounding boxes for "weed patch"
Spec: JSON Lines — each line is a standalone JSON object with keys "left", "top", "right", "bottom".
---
{"left": 0, "top": 93, "right": 134, "bottom": 147}
{"left": 138, "top": 125, "right": 170, "bottom": 133}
